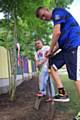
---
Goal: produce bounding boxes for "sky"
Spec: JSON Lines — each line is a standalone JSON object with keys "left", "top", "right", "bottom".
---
{"left": 0, "top": 0, "right": 80, "bottom": 25}
{"left": 68, "top": 0, "right": 80, "bottom": 25}
{"left": 0, "top": 12, "right": 4, "bottom": 19}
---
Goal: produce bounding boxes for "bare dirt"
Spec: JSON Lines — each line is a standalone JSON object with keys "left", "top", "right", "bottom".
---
{"left": 0, "top": 76, "right": 74, "bottom": 120}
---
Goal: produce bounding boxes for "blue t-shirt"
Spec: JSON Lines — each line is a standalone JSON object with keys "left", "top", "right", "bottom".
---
{"left": 52, "top": 8, "right": 80, "bottom": 50}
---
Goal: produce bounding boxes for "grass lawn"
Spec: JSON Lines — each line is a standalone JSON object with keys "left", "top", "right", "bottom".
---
{"left": 54, "top": 74, "right": 80, "bottom": 116}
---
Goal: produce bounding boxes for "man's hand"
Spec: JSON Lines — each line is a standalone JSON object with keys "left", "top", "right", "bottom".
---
{"left": 45, "top": 50, "right": 53, "bottom": 58}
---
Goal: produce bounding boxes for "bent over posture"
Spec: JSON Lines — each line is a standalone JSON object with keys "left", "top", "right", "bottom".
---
{"left": 36, "top": 7, "right": 80, "bottom": 119}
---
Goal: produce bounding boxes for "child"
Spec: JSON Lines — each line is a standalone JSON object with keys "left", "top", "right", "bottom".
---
{"left": 34, "top": 38, "right": 55, "bottom": 101}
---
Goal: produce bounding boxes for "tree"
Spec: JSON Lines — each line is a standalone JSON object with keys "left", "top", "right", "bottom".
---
{"left": 0, "top": 0, "right": 74, "bottom": 99}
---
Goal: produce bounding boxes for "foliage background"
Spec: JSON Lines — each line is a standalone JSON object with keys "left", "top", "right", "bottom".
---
{"left": 0, "top": 0, "right": 74, "bottom": 58}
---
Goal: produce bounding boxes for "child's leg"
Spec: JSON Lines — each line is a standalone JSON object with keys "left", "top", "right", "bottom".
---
{"left": 49, "top": 76, "right": 55, "bottom": 97}
{"left": 39, "top": 68, "right": 48, "bottom": 95}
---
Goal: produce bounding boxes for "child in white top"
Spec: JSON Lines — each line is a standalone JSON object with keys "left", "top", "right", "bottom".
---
{"left": 34, "top": 39, "right": 55, "bottom": 101}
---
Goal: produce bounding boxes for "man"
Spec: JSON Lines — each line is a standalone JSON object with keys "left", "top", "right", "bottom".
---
{"left": 34, "top": 39, "right": 55, "bottom": 102}
{"left": 35, "top": 7, "right": 80, "bottom": 119}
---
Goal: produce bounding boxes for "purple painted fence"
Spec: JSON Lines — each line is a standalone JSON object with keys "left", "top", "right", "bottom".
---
{"left": 17, "top": 56, "right": 36, "bottom": 75}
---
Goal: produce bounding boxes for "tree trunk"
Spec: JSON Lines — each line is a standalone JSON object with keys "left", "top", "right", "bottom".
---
{"left": 7, "top": 49, "right": 12, "bottom": 96}
{"left": 10, "top": 3, "right": 17, "bottom": 100}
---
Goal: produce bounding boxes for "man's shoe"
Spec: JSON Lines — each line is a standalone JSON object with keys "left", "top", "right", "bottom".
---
{"left": 53, "top": 94, "right": 70, "bottom": 102}
{"left": 73, "top": 112, "right": 80, "bottom": 120}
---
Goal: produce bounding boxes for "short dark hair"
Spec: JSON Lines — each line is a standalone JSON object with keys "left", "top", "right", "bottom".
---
{"left": 35, "top": 38, "right": 44, "bottom": 44}
{"left": 35, "top": 6, "right": 44, "bottom": 18}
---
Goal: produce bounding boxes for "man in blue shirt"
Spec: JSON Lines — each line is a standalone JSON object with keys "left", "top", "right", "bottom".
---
{"left": 35, "top": 7, "right": 80, "bottom": 119}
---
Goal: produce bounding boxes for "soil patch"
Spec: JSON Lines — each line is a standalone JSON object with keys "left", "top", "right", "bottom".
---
{"left": 0, "top": 76, "right": 74, "bottom": 120}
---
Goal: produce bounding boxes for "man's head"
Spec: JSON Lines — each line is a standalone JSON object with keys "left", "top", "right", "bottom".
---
{"left": 36, "top": 7, "right": 52, "bottom": 21}
{"left": 35, "top": 39, "right": 44, "bottom": 50}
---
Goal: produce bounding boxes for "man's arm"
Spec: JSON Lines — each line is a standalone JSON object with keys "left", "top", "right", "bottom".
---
{"left": 49, "top": 24, "right": 61, "bottom": 53}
